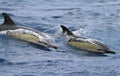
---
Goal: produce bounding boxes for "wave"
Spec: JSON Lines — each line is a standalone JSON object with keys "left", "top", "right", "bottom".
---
{"left": 93, "top": 1, "right": 120, "bottom": 6}
{"left": 0, "top": 58, "right": 12, "bottom": 65}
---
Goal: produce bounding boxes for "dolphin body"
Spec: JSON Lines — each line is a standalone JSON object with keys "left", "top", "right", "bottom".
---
{"left": 0, "top": 13, "right": 57, "bottom": 50}
{"left": 60, "top": 25, "right": 116, "bottom": 54}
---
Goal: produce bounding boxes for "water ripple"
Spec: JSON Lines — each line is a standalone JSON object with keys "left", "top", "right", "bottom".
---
{"left": 0, "top": 58, "right": 12, "bottom": 65}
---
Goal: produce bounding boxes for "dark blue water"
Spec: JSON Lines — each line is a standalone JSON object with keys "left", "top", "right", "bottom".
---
{"left": 0, "top": 0, "right": 120, "bottom": 76}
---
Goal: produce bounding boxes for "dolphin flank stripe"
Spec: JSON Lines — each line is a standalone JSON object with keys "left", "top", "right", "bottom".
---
{"left": 68, "top": 41, "right": 104, "bottom": 53}
{"left": 6, "top": 31, "right": 52, "bottom": 47}
{"left": 6, "top": 31, "right": 40, "bottom": 42}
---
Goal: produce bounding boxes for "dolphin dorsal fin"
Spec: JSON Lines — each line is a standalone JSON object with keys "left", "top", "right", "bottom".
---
{"left": 2, "top": 13, "right": 16, "bottom": 25}
{"left": 60, "top": 25, "right": 74, "bottom": 35}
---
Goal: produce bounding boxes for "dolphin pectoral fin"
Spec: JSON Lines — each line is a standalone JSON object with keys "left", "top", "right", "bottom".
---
{"left": 60, "top": 25, "right": 73, "bottom": 35}
{"left": 2, "top": 13, "right": 16, "bottom": 25}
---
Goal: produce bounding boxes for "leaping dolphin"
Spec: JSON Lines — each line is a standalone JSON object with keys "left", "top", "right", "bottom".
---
{"left": 60, "top": 25, "right": 116, "bottom": 54}
{"left": 0, "top": 12, "right": 57, "bottom": 50}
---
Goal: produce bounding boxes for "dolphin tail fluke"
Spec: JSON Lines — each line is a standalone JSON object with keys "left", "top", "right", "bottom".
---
{"left": 60, "top": 25, "right": 73, "bottom": 35}
{"left": 2, "top": 12, "right": 15, "bottom": 25}
{"left": 105, "top": 50, "right": 116, "bottom": 54}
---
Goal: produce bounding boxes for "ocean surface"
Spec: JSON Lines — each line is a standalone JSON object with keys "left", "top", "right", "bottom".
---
{"left": 0, "top": 0, "right": 120, "bottom": 76}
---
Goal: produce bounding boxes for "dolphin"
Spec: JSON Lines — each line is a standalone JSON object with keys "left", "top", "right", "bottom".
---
{"left": 0, "top": 12, "right": 57, "bottom": 50}
{"left": 60, "top": 25, "right": 116, "bottom": 54}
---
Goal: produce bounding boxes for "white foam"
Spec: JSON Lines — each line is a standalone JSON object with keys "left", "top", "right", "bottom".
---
{"left": 73, "top": 28, "right": 87, "bottom": 36}
{"left": 0, "top": 31, "right": 7, "bottom": 34}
